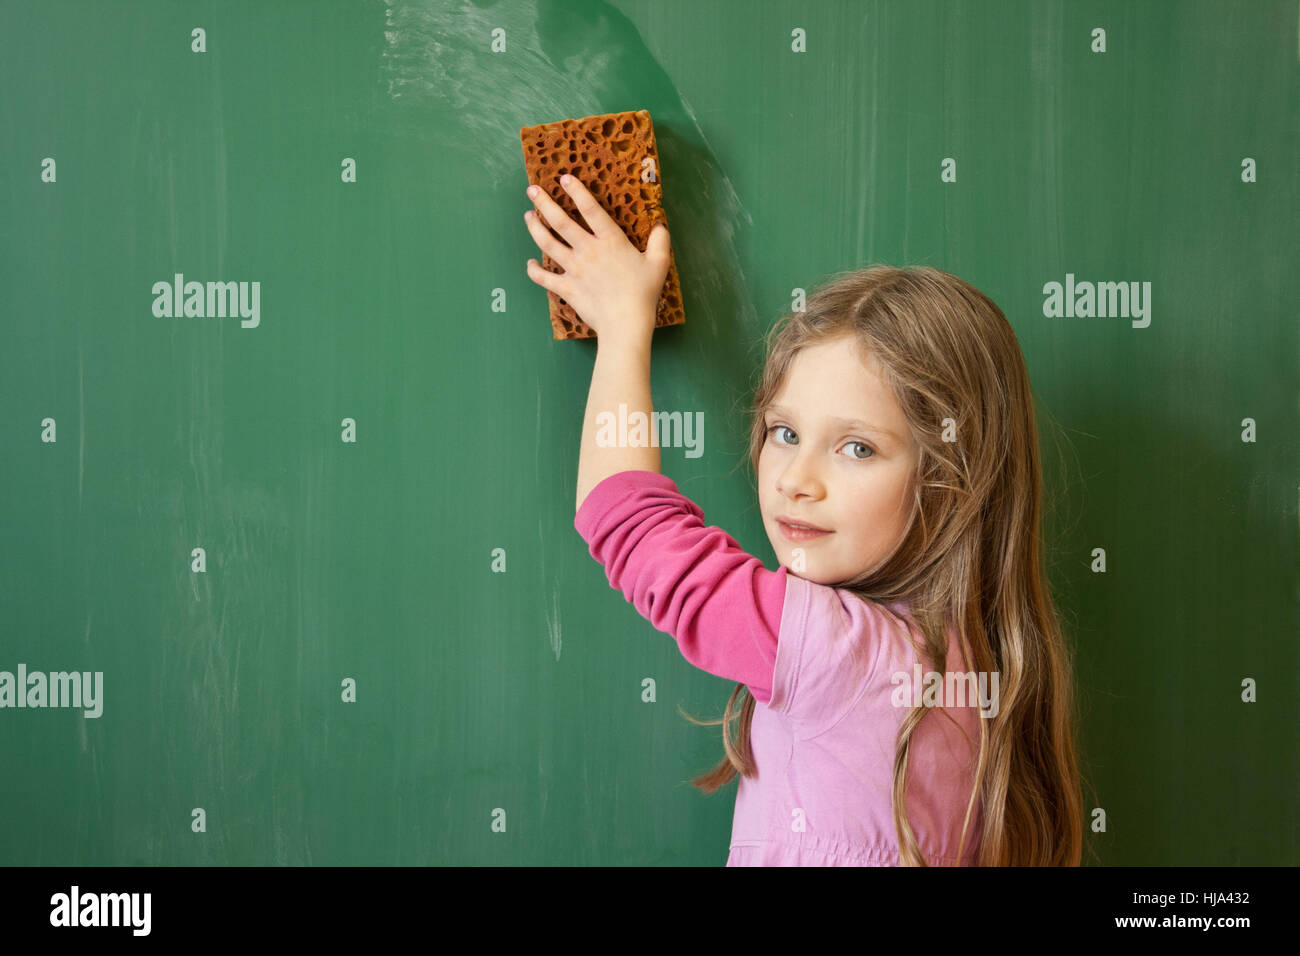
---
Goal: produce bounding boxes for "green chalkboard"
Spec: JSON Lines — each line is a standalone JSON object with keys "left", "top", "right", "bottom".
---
{"left": 1, "top": 0, "right": 1296, "bottom": 867}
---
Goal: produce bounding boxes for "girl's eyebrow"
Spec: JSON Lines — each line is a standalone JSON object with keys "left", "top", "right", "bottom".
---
{"left": 766, "top": 404, "right": 900, "bottom": 442}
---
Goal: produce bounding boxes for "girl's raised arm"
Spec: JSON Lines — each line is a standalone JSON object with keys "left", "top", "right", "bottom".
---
{"left": 520, "top": 173, "right": 671, "bottom": 510}
{"left": 576, "top": 470, "right": 787, "bottom": 704}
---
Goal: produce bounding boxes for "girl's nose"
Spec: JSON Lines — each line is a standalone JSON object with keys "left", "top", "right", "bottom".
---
{"left": 777, "top": 455, "right": 822, "bottom": 499}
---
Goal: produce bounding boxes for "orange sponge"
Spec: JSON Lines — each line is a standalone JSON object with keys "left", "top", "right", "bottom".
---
{"left": 520, "top": 109, "right": 684, "bottom": 340}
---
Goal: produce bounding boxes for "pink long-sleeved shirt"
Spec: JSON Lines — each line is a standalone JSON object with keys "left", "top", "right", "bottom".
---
{"left": 575, "top": 469, "right": 984, "bottom": 866}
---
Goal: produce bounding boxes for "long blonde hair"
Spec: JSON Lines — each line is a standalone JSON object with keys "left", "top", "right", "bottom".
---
{"left": 681, "top": 265, "right": 1084, "bottom": 866}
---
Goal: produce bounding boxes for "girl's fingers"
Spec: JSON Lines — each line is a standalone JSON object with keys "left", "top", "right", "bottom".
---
{"left": 558, "top": 175, "right": 616, "bottom": 239}
{"left": 524, "top": 209, "right": 572, "bottom": 270}
{"left": 525, "top": 257, "right": 566, "bottom": 297}
{"left": 527, "top": 182, "right": 592, "bottom": 247}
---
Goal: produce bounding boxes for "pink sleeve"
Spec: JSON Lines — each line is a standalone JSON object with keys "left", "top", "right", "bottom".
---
{"left": 574, "top": 470, "right": 786, "bottom": 704}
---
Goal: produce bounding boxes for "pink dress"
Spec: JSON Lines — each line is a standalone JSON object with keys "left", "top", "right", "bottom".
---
{"left": 575, "top": 470, "right": 984, "bottom": 866}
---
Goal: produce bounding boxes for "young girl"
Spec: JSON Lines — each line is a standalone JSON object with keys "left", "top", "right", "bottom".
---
{"left": 524, "top": 174, "right": 1083, "bottom": 866}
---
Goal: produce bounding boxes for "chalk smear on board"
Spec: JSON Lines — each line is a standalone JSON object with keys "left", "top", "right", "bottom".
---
{"left": 376, "top": 0, "right": 602, "bottom": 183}
{"left": 374, "top": 0, "right": 755, "bottom": 337}
{"left": 547, "top": 583, "right": 562, "bottom": 662}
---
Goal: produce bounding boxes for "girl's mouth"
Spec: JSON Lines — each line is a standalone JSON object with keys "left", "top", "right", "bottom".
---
{"left": 777, "top": 520, "right": 832, "bottom": 541}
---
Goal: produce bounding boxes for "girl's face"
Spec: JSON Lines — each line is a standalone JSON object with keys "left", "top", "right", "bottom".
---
{"left": 758, "top": 336, "right": 919, "bottom": 586}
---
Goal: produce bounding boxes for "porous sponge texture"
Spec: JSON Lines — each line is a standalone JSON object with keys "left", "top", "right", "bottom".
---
{"left": 520, "top": 109, "right": 685, "bottom": 340}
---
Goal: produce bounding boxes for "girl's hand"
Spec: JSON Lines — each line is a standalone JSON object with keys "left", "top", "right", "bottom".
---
{"left": 523, "top": 174, "right": 671, "bottom": 342}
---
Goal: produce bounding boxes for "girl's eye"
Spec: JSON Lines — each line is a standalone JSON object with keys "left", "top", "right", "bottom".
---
{"left": 766, "top": 425, "right": 874, "bottom": 460}
{"left": 767, "top": 424, "right": 797, "bottom": 446}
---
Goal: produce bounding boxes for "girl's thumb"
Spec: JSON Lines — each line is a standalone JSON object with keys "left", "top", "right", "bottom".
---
{"left": 648, "top": 222, "right": 670, "bottom": 259}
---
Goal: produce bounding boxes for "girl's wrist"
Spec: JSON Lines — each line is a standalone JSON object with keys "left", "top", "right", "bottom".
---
{"left": 595, "top": 325, "right": 653, "bottom": 354}
{"left": 592, "top": 301, "right": 657, "bottom": 350}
